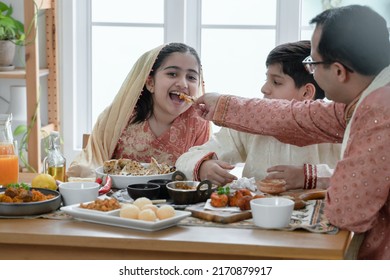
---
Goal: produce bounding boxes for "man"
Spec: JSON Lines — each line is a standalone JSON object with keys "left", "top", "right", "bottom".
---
{"left": 195, "top": 5, "right": 390, "bottom": 259}
{"left": 176, "top": 41, "right": 340, "bottom": 189}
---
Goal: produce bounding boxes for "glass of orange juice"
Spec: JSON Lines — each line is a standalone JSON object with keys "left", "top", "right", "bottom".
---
{"left": 0, "top": 114, "right": 19, "bottom": 187}
{"left": 0, "top": 143, "right": 19, "bottom": 186}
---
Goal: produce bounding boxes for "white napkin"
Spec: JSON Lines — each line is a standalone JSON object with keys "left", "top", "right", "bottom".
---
{"left": 227, "top": 177, "right": 257, "bottom": 192}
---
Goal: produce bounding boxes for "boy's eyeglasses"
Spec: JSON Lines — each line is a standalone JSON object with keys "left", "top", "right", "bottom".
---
{"left": 302, "top": 56, "right": 331, "bottom": 74}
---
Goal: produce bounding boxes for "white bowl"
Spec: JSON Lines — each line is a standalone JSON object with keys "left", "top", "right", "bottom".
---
{"left": 95, "top": 165, "right": 174, "bottom": 189}
{"left": 59, "top": 182, "right": 99, "bottom": 206}
{"left": 250, "top": 197, "right": 294, "bottom": 229}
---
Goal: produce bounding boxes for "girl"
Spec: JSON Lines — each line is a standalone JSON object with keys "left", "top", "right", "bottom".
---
{"left": 67, "top": 43, "right": 210, "bottom": 178}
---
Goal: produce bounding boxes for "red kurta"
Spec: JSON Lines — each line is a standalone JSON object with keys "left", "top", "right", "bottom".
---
{"left": 113, "top": 107, "right": 210, "bottom": 166}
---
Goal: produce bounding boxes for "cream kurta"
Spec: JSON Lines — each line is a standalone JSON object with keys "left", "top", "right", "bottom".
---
{"left": 176, "top": 126, "right": 341, "bottom": 182}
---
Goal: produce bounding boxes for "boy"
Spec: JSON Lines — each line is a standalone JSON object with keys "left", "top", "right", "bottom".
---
{"left": 176, "top": 41, "right": 341, "bottom": 189}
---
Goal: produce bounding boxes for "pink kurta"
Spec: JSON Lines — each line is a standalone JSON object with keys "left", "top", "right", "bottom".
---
{"left": 211, "top": 78, "right": 390, "bottom": 259}
{"left": 112, "top": 107, "right": 210, "bottom": 166}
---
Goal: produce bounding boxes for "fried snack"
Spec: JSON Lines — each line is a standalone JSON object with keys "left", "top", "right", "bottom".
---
{"left": 178, "top": 92, "right": 195, "bottom": 104}
{"left": 228, "top": 189, "right": 243, "bottom": 207}
{"left": 79, "top": 198, "right": 121, "bottom": 211}
{"left": 237, "top": 188, "right": 252, "bottom": 196}
{"left": 210, "top": 192, "right": 229, "bottom": 207}
{"left": 258, "top": 179, "right": 286, "bottom": 194}
{"left": 227, "top": 189, "right": 251, "bottom": 207}
{"left": 236, "top": 195, "right": 253, "bottom": 211}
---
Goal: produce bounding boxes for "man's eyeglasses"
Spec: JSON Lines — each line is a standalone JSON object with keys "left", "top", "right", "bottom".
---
{"left": 302, "top": 56, "right": 331, "bottom": 74}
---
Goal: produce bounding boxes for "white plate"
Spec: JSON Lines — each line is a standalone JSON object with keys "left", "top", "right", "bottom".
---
{"left": 61, "top": 204, "right": 191, "bottom": 231}
{"left": 203, "top": 199, "right": 242, "bottom": 212}
{"left": 95, "top": 165, "right": 174, "bottom": 189}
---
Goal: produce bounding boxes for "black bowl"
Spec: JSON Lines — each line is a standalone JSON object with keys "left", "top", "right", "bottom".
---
{"left": 147, "top": 179, "right": 172, "bottom": 199}
{"left": 166, "top": 180, "right": 215, "bottom": 205}
{"left": 127, "top": 183, "right": 160, "bottom": 200}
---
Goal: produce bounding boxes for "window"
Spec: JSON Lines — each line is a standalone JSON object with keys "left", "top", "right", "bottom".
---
{"left": 60, "top": 0, "right": 390, "bottom": 162}
{"left": 301, "top": 0, "right": 390, "bottom": 39}
{"left": 200, "top": 0, "right": 277, "bottom": 98}
{"left": 91, "top": 0, "right": 165, "bottom": 122}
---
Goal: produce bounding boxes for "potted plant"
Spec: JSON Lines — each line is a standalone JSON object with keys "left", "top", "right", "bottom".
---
{"left": 0, "top": 1, "right": 25, "bottom": 70}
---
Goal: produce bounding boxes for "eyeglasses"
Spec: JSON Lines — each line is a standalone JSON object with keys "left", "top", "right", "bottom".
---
{"left": 302, "top": 56, "right": 332, "bottom": 74}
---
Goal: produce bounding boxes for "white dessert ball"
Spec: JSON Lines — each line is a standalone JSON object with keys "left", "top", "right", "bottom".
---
{"left": 133, "top": 197, "right": 152, "bottom": 209}
{"left": 120, "top": 204, "right": 140, "bottom": 219}
{"left": 157, "top": 205, "right": 175, "bottom": 220}
{"left": 138, "top": 209, "right": 157, "bottom": 222}
{"left": 141, "top": 204, "right": 158, "bottom": 214}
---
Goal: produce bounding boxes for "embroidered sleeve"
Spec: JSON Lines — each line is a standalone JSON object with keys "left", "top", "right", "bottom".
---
{"left": 213, "top": 95, "right": 346, "bottom": 146}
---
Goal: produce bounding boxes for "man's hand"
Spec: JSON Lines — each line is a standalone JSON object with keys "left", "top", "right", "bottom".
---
{"left": 194, "top": 92, "right": 221, "bottom": 120}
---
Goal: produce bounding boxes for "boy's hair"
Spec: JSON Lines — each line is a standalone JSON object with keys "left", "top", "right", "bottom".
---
{"left": 266, "top": 40, "right": 325, "bottom": 100}
{"left": 311, "top": 5, "right": 390, "bottom": 76}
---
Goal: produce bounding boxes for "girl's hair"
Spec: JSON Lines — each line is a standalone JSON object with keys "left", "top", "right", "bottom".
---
{"left": 131, "top": 43, "right": 201, "bottom": 124}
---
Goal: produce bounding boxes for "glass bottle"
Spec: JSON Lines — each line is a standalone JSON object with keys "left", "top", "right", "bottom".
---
{"left": 43, "top": 131, "right": 66, "bottom": 182}
{"left": 0, "top": 114, "right": 19, "bottom": 186}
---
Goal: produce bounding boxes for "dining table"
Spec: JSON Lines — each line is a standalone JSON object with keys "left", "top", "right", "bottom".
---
{"left": 0, "top": 173, "right": 361, "bottom": 260}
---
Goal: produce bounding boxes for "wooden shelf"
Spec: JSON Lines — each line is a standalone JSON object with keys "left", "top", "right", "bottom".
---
{"left": 1, "top": 0, "right": 58, "bottom": 172}
{"left": 0, "top": 68, "right": 49, "bottom": 79}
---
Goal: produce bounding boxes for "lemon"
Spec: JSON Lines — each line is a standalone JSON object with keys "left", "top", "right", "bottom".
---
{"left": 31, "top": 173, "right": 57, "bottom": 190}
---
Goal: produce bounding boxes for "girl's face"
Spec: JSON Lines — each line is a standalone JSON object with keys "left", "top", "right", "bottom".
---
{"left": 261, "top": 64, "right": 306, "bottom": 101}
{"left": 147, "top": 52, "right": 200, "bottom": 119}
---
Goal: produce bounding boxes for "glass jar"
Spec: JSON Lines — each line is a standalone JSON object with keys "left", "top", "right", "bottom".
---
{"left": 0, "top": 114, "right": 19, "bottom": 186}
{"left": 43, "top": 131, "right": 66, "bottom": 182}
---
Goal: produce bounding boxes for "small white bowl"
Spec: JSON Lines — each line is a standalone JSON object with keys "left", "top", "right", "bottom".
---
{"left": 59, "top": 182, "right": 100, "bottom": 206}
{"left": 250, "top": 197, "right": 294, "bottom": 229}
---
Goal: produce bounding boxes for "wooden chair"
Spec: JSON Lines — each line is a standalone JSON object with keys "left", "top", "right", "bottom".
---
{"left": 82, "top": 134, "right": 90, "bottom": 149}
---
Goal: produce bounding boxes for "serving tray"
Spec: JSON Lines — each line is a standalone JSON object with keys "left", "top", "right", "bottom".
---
{"left": 61, "top": 204, "right": 191, "bottom": 231}
{"left": 186, "top": 201, "right": 252, "bottom": 224}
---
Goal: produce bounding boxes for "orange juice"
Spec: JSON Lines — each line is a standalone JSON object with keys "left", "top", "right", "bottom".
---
{"left": 0, "top": 154, "right": 19, "bottom": 186}
{"left": 0, "top": 143, "right": 15, "bottom": 155}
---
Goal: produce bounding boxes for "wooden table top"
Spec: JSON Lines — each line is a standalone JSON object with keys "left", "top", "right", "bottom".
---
{"left": 0, "top": 173, "right": 358, "bottom": 260}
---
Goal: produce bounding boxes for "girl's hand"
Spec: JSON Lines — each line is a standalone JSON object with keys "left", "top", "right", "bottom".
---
{"left": 199, "top": 159, "right": 237, "bottom": 186}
